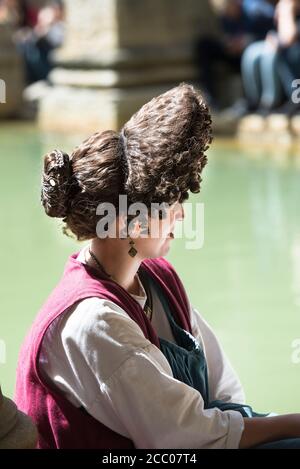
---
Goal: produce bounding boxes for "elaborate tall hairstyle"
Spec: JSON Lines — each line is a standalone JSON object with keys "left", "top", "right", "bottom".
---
{"left": 41, "top": 82, "right": 212, "bottom": 241}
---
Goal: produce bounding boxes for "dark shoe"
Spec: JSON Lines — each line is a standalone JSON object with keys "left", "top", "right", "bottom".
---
{"left": 272, "top": 100, "right": 300, "bottom": 116}
{"left": 220, "top": 98, "right": 256, "bottom": 119}
{"left": 255, "top": 107, "right": 271, "bottom": 117}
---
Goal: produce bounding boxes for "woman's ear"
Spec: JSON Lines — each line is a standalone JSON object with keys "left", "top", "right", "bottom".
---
{"left": 118, "top": 213, "right": 146, "bottom": 239}
{"left": 129, "top": 219, "right": 143, "bottom": 238}
{"left": 117, "top": 213, "right": 129, "bottom": 239}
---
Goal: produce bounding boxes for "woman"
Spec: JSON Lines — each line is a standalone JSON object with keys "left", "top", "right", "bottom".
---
{"left": 15, "top": 83, "right": 300, "bottom": 449}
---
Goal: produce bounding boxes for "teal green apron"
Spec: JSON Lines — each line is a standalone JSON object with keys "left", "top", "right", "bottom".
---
{"left": 138, "top": 269, "right": 300, "bottom": 448}
{"left": 139, "top": 269, "right": 262, "bottom": 418}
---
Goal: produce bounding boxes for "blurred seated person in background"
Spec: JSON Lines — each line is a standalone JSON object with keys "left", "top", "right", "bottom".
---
{"left": 196, "top": 0, "right": 276, "bottom": 110}
{"left": 275, "top": 0, "right": 300, "bottom": 114}
{"left": 14, "top": 0, "right": 65, "bottom": 84}
{"left": 239, "top": 0, "right": 300, "bottom": 115}
{"left": 0, "top": 0, "right": 37, "bottom": 28}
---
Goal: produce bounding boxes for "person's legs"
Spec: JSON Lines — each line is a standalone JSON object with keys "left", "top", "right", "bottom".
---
{"left": 277, "top": 43, "right": 300, "bottom": 100}
{"left": 259, "top": 49, "right": 283, "bottom": 110}
{"left": 241, "top": 41, "right": 266, "bottom": 109}
{"left": 16, "top": 34, "right": 54, "bottom": 85}
{"left": 15, "top": 37, "right": 37, "bottom": 84}
{"left": 16, "top": 36, "right": 47, "bottom": 84}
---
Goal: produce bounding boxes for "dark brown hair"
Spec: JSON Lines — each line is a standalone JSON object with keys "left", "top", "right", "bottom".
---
{"left": 41, "top": 83, "right": 212, "bottom": 241}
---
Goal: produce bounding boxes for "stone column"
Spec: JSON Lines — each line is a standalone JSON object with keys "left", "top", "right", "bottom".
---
{"left": 39, "top": 0, "right": 219, "bottom": 133}
{"left": 0, "top": 387, "right": 38, "bottom": 449}
{"left": 0, "top": 25, "right": 24, "bottom": 118}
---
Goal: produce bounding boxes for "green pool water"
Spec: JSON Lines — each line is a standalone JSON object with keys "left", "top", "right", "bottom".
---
{"left": 1, "top": 123, "right": 300, "bottom": 415}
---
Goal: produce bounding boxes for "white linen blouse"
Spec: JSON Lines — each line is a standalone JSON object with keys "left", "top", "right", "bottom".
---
{"left": 39, "top": 246, "right": 245, "bottom": 449}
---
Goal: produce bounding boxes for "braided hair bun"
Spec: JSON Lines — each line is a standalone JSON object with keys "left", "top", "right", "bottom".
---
{"left": 41, "top": 149, "right": 75, "bottom": 218}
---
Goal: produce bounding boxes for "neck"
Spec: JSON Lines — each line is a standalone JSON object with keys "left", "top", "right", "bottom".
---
{"left": 89, "top": 238, "right": 142, "bottom": 295}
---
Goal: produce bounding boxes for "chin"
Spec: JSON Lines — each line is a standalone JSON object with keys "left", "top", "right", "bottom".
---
{"left": 158, "top": 244, "right": 171, "bottom": 257}
{"left": 143, "top": 237, "right": 171, "bottom": 259}
{"left": 146, "top": 245, "right": 170, "bottom": 259}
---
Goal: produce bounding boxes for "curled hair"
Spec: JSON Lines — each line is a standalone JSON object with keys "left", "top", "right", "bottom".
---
{"left": 123, "top": 83, "right": 212, "bottom": 207}
{"left": 41, "top": 149, "right": 78, "bottom": 218}
{"left": 41, "top": 83, "right": 212, "bottom": 240}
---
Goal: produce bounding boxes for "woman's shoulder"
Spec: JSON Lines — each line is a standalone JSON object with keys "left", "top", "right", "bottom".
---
{"left": 41, "top": 296, "right": 156, "bottom": 385}
{"left": 49, "top": 296, "right": 150, "bottom": 351}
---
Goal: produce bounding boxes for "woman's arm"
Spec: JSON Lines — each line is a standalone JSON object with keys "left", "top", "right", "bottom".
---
{"left": 276, "top": 0, "right": 299, "bottom": 46}
{"left": 240, "top": 414, "right": 300, "bottom": 448}
{"left": 189, "top": 308, "right": 300, "bottom": 448}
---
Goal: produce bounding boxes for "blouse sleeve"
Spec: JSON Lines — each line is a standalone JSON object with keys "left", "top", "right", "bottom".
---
{"left": 40, "top": 297, "right": 245, "bottom": 449}
{"left": 189, "top": 305, "right": 246, "bottom": 405}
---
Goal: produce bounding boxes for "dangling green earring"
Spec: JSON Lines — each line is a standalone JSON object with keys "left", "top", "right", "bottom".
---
{"left": 128, "top": 238, "right": 138, "bottom": 257}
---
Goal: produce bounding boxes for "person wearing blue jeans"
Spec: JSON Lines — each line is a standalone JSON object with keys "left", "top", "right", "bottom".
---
{"left": 241, "top": 0, "right": 300, "bottom": 114}
{"left": 195, "top": 0, "right": 275, "bottom": 109}
{"left": 241, "top": 39, "right": 283, "bottom": 111}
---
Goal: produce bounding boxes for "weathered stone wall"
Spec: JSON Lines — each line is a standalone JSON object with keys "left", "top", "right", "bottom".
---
{"left": 56, "top": 0, "right": 219, "bottom": 65}
{"left": 39, "top": 0, "right": 220, "bottom": 133}
{"left": 0, "top": 25, "right": 24, "bottom": 118}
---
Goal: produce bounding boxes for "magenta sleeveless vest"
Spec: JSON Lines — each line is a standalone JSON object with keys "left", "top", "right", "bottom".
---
{"left": 14, "top": 253, "right": 192, "bottom": 449}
